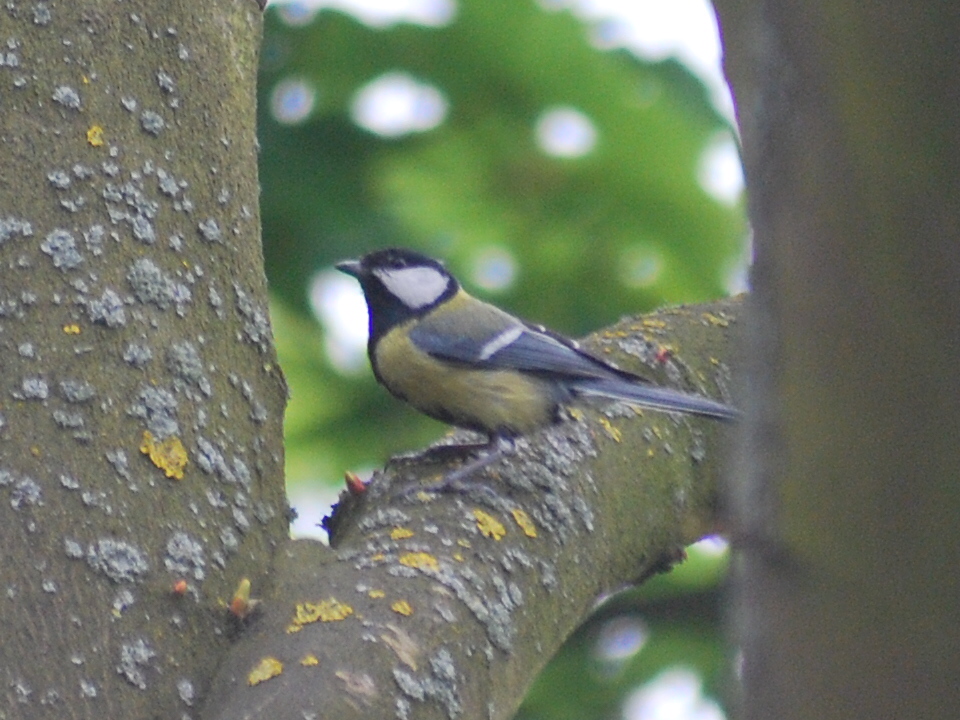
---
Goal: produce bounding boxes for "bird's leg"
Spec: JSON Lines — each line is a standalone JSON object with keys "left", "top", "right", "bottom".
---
{"left": 386, "top": 435, "right": 492, "bottom": 468}
{"left": 398, "top": 434, "right": 515, "bottom": 497}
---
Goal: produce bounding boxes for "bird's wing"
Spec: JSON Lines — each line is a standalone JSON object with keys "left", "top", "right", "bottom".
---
{"left": 408, "top": 297, "right": 739, "bottom": 421}
{"left": 408, "top": 301, "right": 620, "bottom": 380}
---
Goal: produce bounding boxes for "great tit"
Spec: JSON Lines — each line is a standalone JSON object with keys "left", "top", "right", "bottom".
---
{"left": 336, "top": 248, "right": 736, "bottom": 454}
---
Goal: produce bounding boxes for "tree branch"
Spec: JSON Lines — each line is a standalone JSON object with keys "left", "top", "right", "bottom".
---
{"left": 201, "top": 298, "right": 741, "bottom": 720}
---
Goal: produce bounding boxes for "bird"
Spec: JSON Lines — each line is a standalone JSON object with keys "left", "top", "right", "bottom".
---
{"left": 336, "top": 247, "right": 736, "bottom": 491}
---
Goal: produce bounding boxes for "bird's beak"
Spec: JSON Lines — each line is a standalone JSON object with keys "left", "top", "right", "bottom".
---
{"left": 335, "top": 259, "right": 362, "bottom": 278}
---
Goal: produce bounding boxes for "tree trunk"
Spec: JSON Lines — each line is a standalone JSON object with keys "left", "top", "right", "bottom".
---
{"left": 0, "top": 2, "right": 288, "bottom": 717}
{"left": 714, "top": 2, "right": 960, "bottom": 718}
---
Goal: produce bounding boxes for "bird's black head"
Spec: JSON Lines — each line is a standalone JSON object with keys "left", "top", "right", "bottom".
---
{"left": 336, "top": 248, "right": 460, "bottom": 341}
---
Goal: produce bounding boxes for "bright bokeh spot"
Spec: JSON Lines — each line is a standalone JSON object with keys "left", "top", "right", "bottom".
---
{"left": 288, "top": 486, "right": 343, "bottom": 541}
{"left": 270, "top": 78, "right": 317, "bottom": 125}
{"left": 309, "top": 268, "right": 369, "bottom": 373}
{"left": 274, "top": 2, "right": 320, "bottom": 25}
{"left": 469, "top": 246, "right": 517, "bottom": 292}
{"left": 623, "top": 667, "right": 726, "bottom": 720}
{"left": 690, "top": 535, "right": 729, "bottom": 558}
{"left": 271, "top": 0, "right": 733, "bottom": 121}
{"left": 592, "top": 616, "right": 649, "bottom": 679}
{"left": 351, "top": 72, "right": 449, "bottom": 137}
{"left": 618, "top": 244, "right": 664, "bottom": 288}
{"left": 698, "top": 132, "right": 744, "bottom": 205}
{"left": 723, "top": 235, "right": 752, "bottom": 295}
{"left": 569, "top": 0, "right": 734, "bottom": 122}
{"left": 535, "top": 107, "right": 598, "bottom": 158}
{"left": 272, "top": 0, "right": 455, "bottom": 27}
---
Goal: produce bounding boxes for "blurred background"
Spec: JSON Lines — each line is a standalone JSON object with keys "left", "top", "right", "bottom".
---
{"left": 259, "top": 0, "right": 748, "bottom": 717}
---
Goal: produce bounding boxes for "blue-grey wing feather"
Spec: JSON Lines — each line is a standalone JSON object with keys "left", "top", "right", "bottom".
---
{"left": 476, "top": 327, "right": 616, "bottom": 378}
{"left": 410, "top": 315, "right": 614, "bottom": 379}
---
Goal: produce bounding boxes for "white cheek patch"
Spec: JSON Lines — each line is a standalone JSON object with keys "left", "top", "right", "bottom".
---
{"left": 374, "top": 266, "right": 450, "bottom": 308}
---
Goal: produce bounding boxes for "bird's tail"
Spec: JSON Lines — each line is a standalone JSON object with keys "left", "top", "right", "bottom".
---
{"left": 573, "top": 378, "right": 738, "bottom": 421}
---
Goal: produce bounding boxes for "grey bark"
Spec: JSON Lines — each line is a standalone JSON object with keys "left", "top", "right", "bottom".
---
{"left": 714, "top": 3, "right": 960, "bottom": 718}
{"left": 0, "top": 2, "right": 288, "bottom": 718}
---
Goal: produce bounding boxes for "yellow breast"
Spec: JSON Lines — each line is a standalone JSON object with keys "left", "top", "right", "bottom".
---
{"left": 373, "top": 324, "right": 555, "bottom": 436}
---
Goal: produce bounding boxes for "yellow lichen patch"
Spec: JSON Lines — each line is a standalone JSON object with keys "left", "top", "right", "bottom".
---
{"left": 701, "top": 312, "right": 729, "bottom": 327}
{"left": 642, "top": 319, "right": 667, "bottom": 329}
{"left": 399, "top": 552, "right": 439, "bottom": 573}
{"left": 368, "top": 589, "right": 386, "bottom": 599}
{"left": 511, "top": 509, "right": 537, "bottom": 538}
{"left": 300, "top": 654, "right": 319, "bottom": 667}
{"left": 140, "top": 430, "right": 188, "bottom": 480}
{"left": 292, "top": 598, "right": 354, "bottom": 629}
{"left": 391, "top": 600, "right": 413, "bottom": 616}
{"left": 456, "top": 538, "right": 471, "bottom": 548}
{"left": 473, "top": 510, "right": 506, "bottom": 540}
{"left": 63, "top": 324, "right": 81, "bottom": 335}
{"left": 86, "top": 125, "right": 104, "bottom": 147}
{"left": 453, "top": 552, "right": 464, "bottom": 562}
{"left": 390, "top": 527, "right": 414, "bottom": 540}
{"left": 248, "top": 657, "right": 283, "bottom": 686}
{"left": 598, "top": 417, "right": 622, "bottom": 443}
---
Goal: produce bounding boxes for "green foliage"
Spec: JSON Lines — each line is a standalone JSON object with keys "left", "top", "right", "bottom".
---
{"left": 515, "top": 542, "right": 730, "bottom": 719}
{"left": 259, "top": 1, "right": 744, "bottom": 481}
{"left": 258, "top": 2, "right": 744, "bottom": 716}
